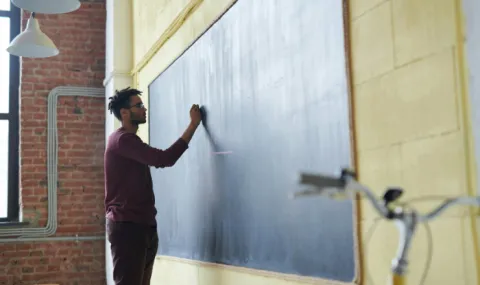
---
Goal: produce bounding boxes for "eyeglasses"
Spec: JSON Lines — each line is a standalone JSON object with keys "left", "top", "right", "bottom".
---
{"left": 129, "top": 102, "right": 145, "bottom": 109}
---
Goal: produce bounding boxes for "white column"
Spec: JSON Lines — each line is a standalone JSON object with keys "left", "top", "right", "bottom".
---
{"left": 104, "top": 0, "right": 134, "bottom": 283}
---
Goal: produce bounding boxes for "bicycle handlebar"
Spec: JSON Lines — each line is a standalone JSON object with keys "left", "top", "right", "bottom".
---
{"left": 293, "top": 168, "right": 480, "bottom": 223}
{"left": 420, "top": 196, "right": 480, "bottom": 222}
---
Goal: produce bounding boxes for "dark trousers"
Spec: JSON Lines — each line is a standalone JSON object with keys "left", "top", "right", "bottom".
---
{"left": 106, "top": 219, "right": 159, "bottom": 285}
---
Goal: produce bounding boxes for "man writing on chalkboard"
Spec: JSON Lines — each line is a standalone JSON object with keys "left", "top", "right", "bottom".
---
{"left": 104, "top": 87, "right": 202, "bottom": 285}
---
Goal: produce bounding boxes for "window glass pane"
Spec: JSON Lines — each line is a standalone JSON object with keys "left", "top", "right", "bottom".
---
{"left": 0, "top": 120, "right": 8, "bottom": 218}
{"left": 0, "top": 0, "right": 9, "bottom": 11}
{"left": 0, "top": 17, "right": 9, "bottom": 113}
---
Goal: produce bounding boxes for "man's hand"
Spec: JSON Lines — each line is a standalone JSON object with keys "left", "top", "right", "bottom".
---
{"left": 190, "top": 104, "right": 202, "bottom": 126}
{"left": 181, "top": 104, "right": 202, "bottom": 144}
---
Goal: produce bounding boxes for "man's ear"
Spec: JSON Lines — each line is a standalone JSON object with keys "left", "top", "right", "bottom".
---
{"left": 120, "top": 108, "right": 129, "bottom": 119}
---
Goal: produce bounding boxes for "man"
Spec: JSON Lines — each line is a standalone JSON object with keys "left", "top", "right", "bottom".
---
{"left": 104, "top": 87, "right": 202, "bottom": 285}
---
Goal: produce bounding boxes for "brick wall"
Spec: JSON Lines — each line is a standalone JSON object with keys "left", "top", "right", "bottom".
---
{"left": 0, "top": 2, "right": 107, "bottom": 285}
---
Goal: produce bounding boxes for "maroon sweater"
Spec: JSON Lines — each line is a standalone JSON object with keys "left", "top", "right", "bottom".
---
{"left": 104, "top": 127, "right": 189, "bottom": 226}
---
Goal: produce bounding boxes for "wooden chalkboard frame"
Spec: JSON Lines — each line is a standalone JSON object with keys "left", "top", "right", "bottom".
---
{"left": 146, "top": 0, "right": 362, "bottom": 284}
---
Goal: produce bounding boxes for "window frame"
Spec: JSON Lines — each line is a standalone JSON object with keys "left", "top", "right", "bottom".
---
{"left": 0, "top": 2, "right": 20, "bottom": 223}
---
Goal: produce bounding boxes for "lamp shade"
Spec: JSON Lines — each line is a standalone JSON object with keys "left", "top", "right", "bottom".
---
{"left": 6, "top": 13, "right": 59, "bottom": 58}
{"left": 11, "top": 0, "right": 80, "bottom": 14}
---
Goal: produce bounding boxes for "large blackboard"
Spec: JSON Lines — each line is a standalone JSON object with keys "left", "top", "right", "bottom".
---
{"left": 148, "top": 0, "right": 357, "bottom": 282}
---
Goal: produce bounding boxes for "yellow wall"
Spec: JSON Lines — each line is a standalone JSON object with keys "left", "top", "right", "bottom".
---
{"left": 351, "top": 0, "right": 479, "bottom": 284}
{"left": 130, "top": 0, "right": 480, "bottom": 284}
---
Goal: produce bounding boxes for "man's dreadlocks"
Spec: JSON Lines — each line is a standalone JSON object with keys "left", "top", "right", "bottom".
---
{"left": 107, "top": 87, "right": 143, "bottom": 121}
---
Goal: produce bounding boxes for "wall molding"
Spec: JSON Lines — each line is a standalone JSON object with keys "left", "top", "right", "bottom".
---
{"left": 103, "top": 70, "right": 133, "bottom": 87}
{"left": 130, "top": 0, "right": 204, "bottom": 78}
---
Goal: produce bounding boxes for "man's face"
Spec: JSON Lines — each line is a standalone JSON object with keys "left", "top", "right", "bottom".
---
{"left": 123, "top": 95, "right": 147, "bottom": 125}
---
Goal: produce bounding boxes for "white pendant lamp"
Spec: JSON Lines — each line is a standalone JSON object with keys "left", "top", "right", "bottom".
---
{"left": 11, "top": 0, "right": 81, "bottom": 14}
{"left": 6, "top": 12, "right": 59, "bottom": 58}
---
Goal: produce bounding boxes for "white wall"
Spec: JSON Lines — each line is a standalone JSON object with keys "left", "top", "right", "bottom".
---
{"left": 104, "top": 0, "right": 134, "bottom": 283}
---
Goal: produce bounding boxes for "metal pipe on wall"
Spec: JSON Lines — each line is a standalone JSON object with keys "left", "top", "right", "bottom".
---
{"left": 0, "top": 235, "right": 105, "bottom": 243}
{"left": 0, "top": 86, "right": 105, "bottom": 240}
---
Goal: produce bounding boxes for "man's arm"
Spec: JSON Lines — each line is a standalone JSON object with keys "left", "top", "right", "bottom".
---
{"left": 114, "top": 132, "right": 189, "bottom": 168}
{"left": 181, "top": 121, "right": 199, "bottom": 144}
{"left": 115, "top": 104, "right": 202, "bottom": 168}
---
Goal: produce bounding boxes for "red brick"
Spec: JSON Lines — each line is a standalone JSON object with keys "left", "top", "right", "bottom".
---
{"left": 4, "top": 2, "right": 107, "bottom": 284}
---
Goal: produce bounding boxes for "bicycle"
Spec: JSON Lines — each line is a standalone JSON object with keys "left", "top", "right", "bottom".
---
{"left": 291, "top": 168, "right": 480, "bottom": 285}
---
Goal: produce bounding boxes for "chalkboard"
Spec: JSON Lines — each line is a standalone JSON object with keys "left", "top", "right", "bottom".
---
{"left": 148, "top": 0, "right": 357, "bottom": 282}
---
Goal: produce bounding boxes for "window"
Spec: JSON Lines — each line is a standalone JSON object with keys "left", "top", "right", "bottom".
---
{"left": 0, "top": 1, "right": 20, "bottom": 222}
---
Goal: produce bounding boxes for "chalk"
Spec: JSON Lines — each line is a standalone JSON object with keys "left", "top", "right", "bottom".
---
{"left": 212, "top": 151, "right": 233, "bottom": 155}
